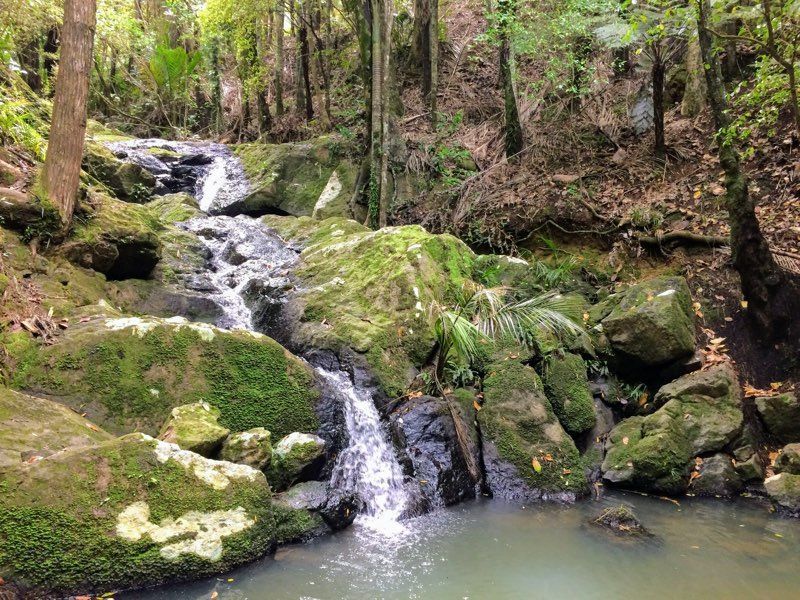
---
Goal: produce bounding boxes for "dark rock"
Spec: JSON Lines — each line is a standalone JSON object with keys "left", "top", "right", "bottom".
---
{"left": 733, "top": 445, "right": 766, "bottom": 482}
{"left": 273, "top": 481, "right": 357, "bottom": 543}
{"left": 755, "top": 393, "right": 800, "bottom": 444}
{"left": 690, "top": 453, "right": 743, "bottom": 497}
{"left": 390, "top": 395, "right": 479, "bottom": 507}
{"left": 178, "top": 153, "right": 215, "bottom": 167}
{"left": 137, "top": 289, "right": 223, "bottom": 322}
{"left": 590, "top": 505, "right": 653, "bottom": 537}
{"left": 775, "top": 444, "right": 800, "bottom": 475}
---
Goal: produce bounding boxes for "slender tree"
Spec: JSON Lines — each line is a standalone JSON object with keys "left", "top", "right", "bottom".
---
{"left": 498, "top": 0, "right": 523, "bottom": 157}
{"left": 40, "top": 0, "right": 97, "bottom": 230}
{"left": 414, "top": 0, "right": 439, "bottom": 122}
{"left": 275, "top": 1, "right": 285, "bottom": 116}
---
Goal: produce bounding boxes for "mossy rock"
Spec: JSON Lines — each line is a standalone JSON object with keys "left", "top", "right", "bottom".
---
{"left": 690, "top": 453, "right": 743, "bottom": 497}
{"left": 775, "top": 444, "right": 800, "bottom": 475}
{"left": 480, "top": 351, "right": 588, "bottom": 499}
{"left": 0, "top": 433, "right": 276, "bottom": 596}
{"left": 9, "top": 316, "right": 320, "bottom": 438}
{"left": 602, "top": 364, "right": 741, "bottom": 495}
{"left": 264, "top": 217, "right": 475, "bottom": 398}
{"left": 220, "top": 427, "right": 273, "bottom": 470}
{"left": 0, "top": 387, "right": 112, "bottom": 471}
{"left": 266, "top": 432, "right": 326, "bottom": 492}
{"left": 83, "top": 143, "right": 156, "bottom": 202}
{"left": 755, "top": 393, "right": 800, "bottom": 444}
{"left": 60, "top": 190, "right": 162, "bottom": 279}
{"left": 472, "top": 254, "right": 541, "bottom": 297}
{"left": 541, "top": 352, "right": 596, "bottom": 435}
{"left": 146, "top": 192, "right": 203, "bottom": 223}
{"left": 227, "top": 137, "right": 357, "bottom": 218}
{"left": 158, "top": 402, "right": 230, "bottom": 457}
{"left": 600, "top": 276, "right": 695, "bottom": 368}
{"left": 764, "top": 473, "right": 800, "bottom": 516}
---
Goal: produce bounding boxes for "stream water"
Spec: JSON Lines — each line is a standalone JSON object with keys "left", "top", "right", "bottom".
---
{"left": 110, "top": 140, "right": 800, "bottom": 600}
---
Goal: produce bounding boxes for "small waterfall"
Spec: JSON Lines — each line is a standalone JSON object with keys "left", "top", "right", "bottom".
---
{"left": 109, "top": 137, "right": 411, "bottom": 532}
{"left": 318, "top": 369, "right": 410, "bottom": 533}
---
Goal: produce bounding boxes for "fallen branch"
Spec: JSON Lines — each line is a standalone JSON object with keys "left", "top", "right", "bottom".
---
{"left": 639, "top": 230, "right": 729, "bottom": 248}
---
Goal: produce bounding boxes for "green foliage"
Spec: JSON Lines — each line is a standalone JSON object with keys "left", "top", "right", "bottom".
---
{"left": 0, "top": 97, "right": 47, "bottom": 159}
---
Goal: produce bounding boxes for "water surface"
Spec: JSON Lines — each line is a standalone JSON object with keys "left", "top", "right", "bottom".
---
{"left": 126, "top": 492, "right": 799, "bottom": 600}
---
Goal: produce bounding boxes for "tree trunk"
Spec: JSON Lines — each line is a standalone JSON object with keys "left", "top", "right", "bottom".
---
{"left": 414, "top": 0, "right": 438, "bottom": 122}
{"left": 681, "top": 33, "right": 707, "bottom": 117}
{"left": 41, "top": 0, "right": 97, "bottom": 231}
{"left": 697, "top": 0, "right": 785, "bottom": 334}
{"left": 275, "top": 2, "right": 285, "bottom": 117}
{"left": 308, "top": 3, "right": 329, "bottom": 128}
{"left": 300, "top": 23, "right": 314, "bottom": 121}
{"left": 652, "top": 56, "right": 666, "bottom": 159}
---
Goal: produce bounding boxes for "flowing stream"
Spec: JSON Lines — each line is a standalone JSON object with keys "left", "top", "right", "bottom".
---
{"left": 109, "top": 139, "right": 411, "bottom": 533}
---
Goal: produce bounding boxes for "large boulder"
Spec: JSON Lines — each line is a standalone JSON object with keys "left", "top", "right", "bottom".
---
{"left": 602, "top": 364, "right": 742, "bottom": 494}
{"left": 220, "top": 427, "right": 273, "bottom": 470}
{"left": 222, "top": 138, "right": 357, "bottom": 218}
{"left": 541, "top": 352, "right": 596, "bottom": 435}
{"left": 390, "top": 395, "right": 480, "bottom": 507}
{"left": 479, "top": 351, "right": 588, "bottom": 502}
{"left": 598, "top": 276, "right": 695, "bottom": 368}
{"left": 158, "top": 402, "right": 230, "bottom": 457}
{"left": 60, "top": 191, "right": 162, "bottom": 279}
{"left": 690, "top": 453, "right": 743, "bottom": 497}
{"left": 0, "top": 433, "right": 276, "bottom": 597}
{"left": 266, "top": 432, "right": 326, "bottom": 492}
{"left": 775, "top": 444, "right": 800, "bottom": 475}
{"left": 263, "top": 216, "right": 475, "bottom": 398}
{"left": 272, "top": 480, "right": 357, "bottom": 543}
{"left": 0, "top": 387, "right": 112, "bottom": 471}
{"left": 8, "top": 315, "right": 321, "bottom": 438}
{"left": 755, "top": 393, "right": 800, "bottom": 444}
{"left": 764, "top": 473, "right": 800, "bottom": 516}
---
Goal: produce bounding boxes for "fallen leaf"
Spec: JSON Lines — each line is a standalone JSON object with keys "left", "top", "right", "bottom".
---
{"left": 622, "top": 436, "right": 629, "bottom": 445}
{"left": 211, "top": 592, "right": 219, "bottom": 600}
{"left": 532, "top": 458, "right": 542, "bottom": 473}
{"left": 741, "top": 300, "right": 749, "bottom": 309}
{"left": 544, "top": 453, "right": 553, "bottom": 462}
{"left": 473, "top": 400, "right": 482, "bottom": 411}
{"left": 562, "top": 468, "right": 572, "bottom": 475}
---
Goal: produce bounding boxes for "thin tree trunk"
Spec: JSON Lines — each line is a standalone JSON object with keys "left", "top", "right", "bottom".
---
{"left": 697, "top": 0, "right": 785, "bottom": 333}
{"left": 41, "top": 0, "right": 97, "bottom": 230}
{"left": 308, "top": 2, "right": 329, "bottom": 128}
{"left": 681, "top": 33, "right": 707, "bottom": 117}
{"left": 414, "top": 0, "right": 438, "bottom": 122}
{"left": 300, "top": 23, "right": 314, "bottom": 121}
{"left": 652, "top": 56, "right": 666, "bottom": 159}
{"left": 275, "top": 2, "right": 285, "bottom": 116}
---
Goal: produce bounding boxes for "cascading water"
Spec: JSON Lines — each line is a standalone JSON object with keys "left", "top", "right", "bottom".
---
{"left": 108, "top": 138, "right": 411, "bottom": 533}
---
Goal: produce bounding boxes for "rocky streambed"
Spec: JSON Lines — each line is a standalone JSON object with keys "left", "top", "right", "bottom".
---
{"left": 2, "top": 135, "right": 800, "bottom": 599}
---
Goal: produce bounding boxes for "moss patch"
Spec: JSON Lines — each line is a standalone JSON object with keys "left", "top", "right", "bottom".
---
{"left": 541, "top": 352, "right": 596, "bottom": 435}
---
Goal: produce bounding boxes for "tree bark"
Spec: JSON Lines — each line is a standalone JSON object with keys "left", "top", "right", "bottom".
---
{"left": 498, "top": 0, "right": 522, "bottom": 157}
{"left": 41, "top": 0, "right": 97, "bottom": 230}
{"left": 275, "top": 2, "right": 285, "bottom": 116}
{"left": 414, "top": 0, "right": 438, "bottom": 122}
{"left": 652, "top": 56, "right": 666, "bottom": 159}
{"left": 697, "top": 0, "right": 785, "bottom": 334}
{"left": 681, "top": 33, "right": 707, "bottom": 117}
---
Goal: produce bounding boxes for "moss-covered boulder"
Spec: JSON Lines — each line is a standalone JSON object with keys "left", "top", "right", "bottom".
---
{"left": 60, "top": 190, "right": 162, "bottom": 279}
{"left": 0, "top": 433, "right": 276, "bottom": 596}
{"left": 225, "top": 138, "right": 356, "bottom": 218}
{"left": 0, "top": 387, "right": 112, "bottom": 471}
{"left": 764, "top": 473, "right": 800, "bottom": 516}
{"left": 541, "top": 352, "right": 596, "bottom": 435}
{"left": 263, "top": 216, "right": 475, "bottom": 398}
{"left": 158, "top": 402, "right": 230, "bottom": 457}
{"left": 599, "top": 276, "right": 695, "bottom": 367}
{"left": 83, "top": 143, "right": 156, "bottom": 202}
{"left": 755, "top": 393, "right": 800, "bottom": 444}
{"left": 220, "top": 427, "right": 273, "bottom": 470}
{"left": 473, "top": 254, "right": 540, "bottom": 297}
{"left": 272, "top": 481, "right": 357, "bottom": 543}
{"left": 9, "top": 315, "right": 320, "bottom": 438}
{"left": 602, "top": 364, "right": 742, "bottom": 494}
{"left": 775, "top": 444, "right": 800, "bottom": 475}
{"left": 266, "top": 432, "right": 326, "bottom": 492}
{"left": 479, "top": 350, "right": 588, "bottom": 501}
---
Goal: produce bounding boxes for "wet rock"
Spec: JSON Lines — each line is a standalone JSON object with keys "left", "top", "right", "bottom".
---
{"left": 755, "top": 393, "right": 800, "bottom": 444}
{"left": 541, "top": 352, "right": 596, "bottom": 435}
{"left": 764, "top": 473, "right": 800, "bottom": 516}
{"left": 390, "top": 395, "right": 479, "bottom": 507}
{"left": 266, "top": 432, "right": 326, "bottom": 492}
{"left": 690, "top": 454, "right": 743, "bottom": 497}
{"left": 135, "top": 288, "right": 223, "bottom": 322}
{"left": 83, "top": 143, "right": 156, "bottom": 202}
{"left": 775, "top": 444, "right": 800, "bottom": 475}
{"left": 479, "top": 347, "right": 588, "bottom": 502}
{"left": 601, "top": 364, "right": 742, "bottom": 495}
{"left": 178, "top": 153, "right": 214, "bottom": 167}
{"left": 220, "top": 427, "right": 272, "bottom": 470}
{"left": 0, "top": 433, "right": 276, "bottom": 597}
{"left": 590, "top": 505, "right": 652, "bottom": 537}
{"left": 0, "top": 387, "right": 112, "bottom": 472}
{"left": 159, "top": 402, "right": 230, "bottom": 457}
{"left": 733, "top": 445, "right": 766, "bottom": 482}
{"left": 599, "top": 276, "right": 695, "bottom": 369}
{"left": 274, "top": 480, "right": 357, "bottom": 540}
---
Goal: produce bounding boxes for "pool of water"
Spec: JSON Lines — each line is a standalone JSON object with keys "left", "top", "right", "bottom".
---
{"left": 125, "top": 492, "right": 800, "bottom": 600}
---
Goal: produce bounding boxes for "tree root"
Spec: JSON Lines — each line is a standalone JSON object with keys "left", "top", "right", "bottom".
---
{"left": 639, "top": 230, "right": 729, "bottom": 249}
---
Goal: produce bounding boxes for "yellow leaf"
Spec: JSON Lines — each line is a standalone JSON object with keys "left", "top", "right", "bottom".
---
{"left": 693, "top": 190, "right": 702, "bottom": 199}
{"left": 638, "top": 391, "right": 649, "bottom": 406}
{"left": 770, "top": 382, "right": 783, "bottom": 390}
{"left": 544, "top": 453, "right": 553, "bottom": 462}
{"left": 709, "top": 337, "right": 726, "bottom": 345}
{"left": 473, "top": 400, "right": 482, "bottom": 411}
{"left": 211, "top": 592, "right": 219, "bottom": 600}
{"left": 622, "top": 436, "right": 629, "bottom": 445}
{"left": 583, "top": 312, "right": 590, "bottom": 322}
{"left": 562, "top": 468, "right": 572, "bottom": 475}
{"left": 741, "top": 300, "right": 749, "bottom": 309}
{"left": 532, "top": 458, "right": 542, "bottom": 473}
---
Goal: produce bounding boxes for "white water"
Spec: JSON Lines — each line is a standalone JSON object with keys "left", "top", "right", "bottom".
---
{"left": 318, "top": 369, "right": 410, "bottom": 534}
{"left": 110, "top": 138, "right": 411, "bottom": 533}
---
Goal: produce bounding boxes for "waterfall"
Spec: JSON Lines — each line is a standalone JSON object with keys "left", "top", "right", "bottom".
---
{"left": 109, "top": 139, "right": 410, "bottom": 532}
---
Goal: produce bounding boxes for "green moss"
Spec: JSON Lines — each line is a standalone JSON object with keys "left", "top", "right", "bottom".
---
{"left": 146, "top": 193, "right": 203, "bottom": 223}
{"left": 481, "top": 358, "right": 587, "bottom": 494}
{"left": 0, "top": 435, "right": 275, "bottom": 596}
{"left": 541, "top": 352, "right": 596, "bottom": 435}
{"left": 12, "top": 320, "right": 319, "bottom": 437}
{"left": 272, "top": 504, "right": 325, "bottom": 544}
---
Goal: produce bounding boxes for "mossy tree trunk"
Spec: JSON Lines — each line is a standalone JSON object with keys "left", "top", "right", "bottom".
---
{"left": 498, "top": 0, "right": 522, "bottom": 157}
{"left": 413, "top": 0, "right": 439, "bottom": 123}
{"left": 681, "top": 33, "right": 707, "bottom": 117}
{"left": 697, "top": 0, "right": 786, "bottom": 335}
{"left": 275, "top": 1, "right": 285, "bottom": 116}
{"left": 41, "top": 0, "right": 97, "bottom": 231}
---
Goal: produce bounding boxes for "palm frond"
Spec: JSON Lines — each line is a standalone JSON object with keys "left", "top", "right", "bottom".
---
{"left": 477, "top": 292, "right": 585, "bottom": 344}
{"left": 437, "top": 309, "right": 485, "bottom": 364}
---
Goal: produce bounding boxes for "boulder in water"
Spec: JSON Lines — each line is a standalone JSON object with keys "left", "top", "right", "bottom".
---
{"left": 732, "top": 445, "right": 766, "bottom": 482}
{"left": 764, "top": 473, "right": 800, "bottom": 516}
{"left": 755, "top": 393, "right": 800, "bottom": 444}
{"left": 273, "top": 480, "right": 357, "bottom": 543}
{"left": 0, "top": 433, "right": 276, "bottom": 597}
{"left": 690, "top": 453, "right": 743, "bottom": 497}
{"left": 590, "top": 505, "right": 653, "bottom": 537}
{"left": 220, "top": 427, "right": 273, "bottom": 470}
{"left": 158, "top": 402, "right": 230, "bottom": 457}
{"left": 266, "top": 432, "right": 326, "bottom": 492}
{"left": 775, "top": 444, "right": 800, "bottom": 475}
